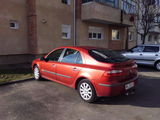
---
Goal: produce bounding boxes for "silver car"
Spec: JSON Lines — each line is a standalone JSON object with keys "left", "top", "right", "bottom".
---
{"left": 123, "top": 44, "right": 160, "bottom": 71}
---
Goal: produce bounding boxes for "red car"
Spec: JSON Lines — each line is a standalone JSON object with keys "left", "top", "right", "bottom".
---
{"left": 32, "top": 46, "right": 138, "bottom": 102}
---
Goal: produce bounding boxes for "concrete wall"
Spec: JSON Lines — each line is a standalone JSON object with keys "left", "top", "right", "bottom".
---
{"left": 36, "top": 0, "right": 74, "bottom": 54}
{"left": 81, "top": 1, "right": 133, "bottom": 26}
{"left": 0, "top": 0, "right": 28, "bottom": 55}
{"left": 81, "top": 2, "right": 121, "bottom": 24}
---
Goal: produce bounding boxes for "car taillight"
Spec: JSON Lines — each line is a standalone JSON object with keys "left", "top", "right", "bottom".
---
{"left": 104, "top": 70, "right": 123, "bottom": 76}
{"left": 108, "top": 70, "right": 122, "bottom": 74}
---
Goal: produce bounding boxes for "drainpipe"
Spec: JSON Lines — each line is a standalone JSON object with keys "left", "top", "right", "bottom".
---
{"left": 125, "top": 27, "right": 129, "bottom": 50}
{"left": 73, "top": 0, "right": 77, "bottom": 46}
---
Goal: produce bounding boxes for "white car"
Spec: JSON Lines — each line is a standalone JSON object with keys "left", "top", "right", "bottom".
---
{"left": 123, "top": 44, "right": 160, "bottom": 71}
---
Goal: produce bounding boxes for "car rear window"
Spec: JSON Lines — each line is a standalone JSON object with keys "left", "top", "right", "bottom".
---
{"left": 89, "top": 49, "right": 129, "bottom": 63}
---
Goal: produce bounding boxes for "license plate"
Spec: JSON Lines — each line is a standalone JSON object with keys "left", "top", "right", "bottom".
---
{"left": 125, "top": 82, "right": 134, "bottom": 90}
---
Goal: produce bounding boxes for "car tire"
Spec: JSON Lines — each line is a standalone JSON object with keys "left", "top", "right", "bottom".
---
{"left": 33, "top": 65, "right": 42, "bottom": 80}
{"left": 155, "top": 61, "right": 160, "bottom": 71}
{"left": 78, "top": 79, "right": 97, "bottom": 103}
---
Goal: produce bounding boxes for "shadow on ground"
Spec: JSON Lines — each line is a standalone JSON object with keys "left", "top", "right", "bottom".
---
{"left": 138, "top": 65, "right": 157, "bottom": 72}
{"left": 0, "top": 69, "right": 32, "bottom": 74}
{"left": 93, "top": 66, "right": 160, "bottom": 108}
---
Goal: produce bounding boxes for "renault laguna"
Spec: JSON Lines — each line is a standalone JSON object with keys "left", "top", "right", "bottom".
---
{"left": 32, "top": 46, "right": 138, "bottom": 102}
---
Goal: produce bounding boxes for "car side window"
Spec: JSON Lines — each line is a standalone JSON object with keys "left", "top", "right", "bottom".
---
{"left": 61, "top": 49, "right": 83, "bottom": 64}
{"left": 131, "top": 46, "right": 143, "bottom": 52}
{"left": 76, "top": 52, "right": 83, "bottom": 64}
{"left": 46, "top": 49, "right": 64, "bottom": 61}
{"left": 143, "top": 46, "right": 159, "bottom": 52}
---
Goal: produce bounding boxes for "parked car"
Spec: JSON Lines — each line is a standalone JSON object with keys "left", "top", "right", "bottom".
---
{"left": 32, "top": 46, "right": 138, "bottom": 102}
{"left": 123, "top": 44, "right": 160, "bottom": 71}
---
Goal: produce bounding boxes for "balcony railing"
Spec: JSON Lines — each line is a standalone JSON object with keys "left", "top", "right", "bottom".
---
{"left": 82, "top": 0, "right": 119, "bottom": 8}
{"left": 82, "top": 0, "right": 136, "bottom": 14}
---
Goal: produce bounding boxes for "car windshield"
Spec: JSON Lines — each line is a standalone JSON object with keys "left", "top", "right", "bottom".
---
{"left": 89, "top": 49, "right": 129, "bottom": 63}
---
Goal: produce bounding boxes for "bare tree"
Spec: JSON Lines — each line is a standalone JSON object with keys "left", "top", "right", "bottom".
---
{"left": 134, "top": 0, "right": 160, "bottom": 44}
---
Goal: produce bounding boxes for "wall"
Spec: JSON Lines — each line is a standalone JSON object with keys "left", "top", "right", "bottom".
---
{"left": 36, "top": 0, "right": 74, "bottom": 54}
{"left": 0, "top": 0, "right": 28, "bottom": 55}
{"left": 128, "top": 27, "right": 137, "bottom": 49}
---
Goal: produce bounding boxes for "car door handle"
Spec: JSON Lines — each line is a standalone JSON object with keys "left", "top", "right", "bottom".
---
{"left": 140, "top": 54, "right": 143, "bottom": 56}
{"left": 155, "top": 54, "right": 158, "bottom": 56}
{"left": 73, "top": 67, "right": 79, "bottom": 71}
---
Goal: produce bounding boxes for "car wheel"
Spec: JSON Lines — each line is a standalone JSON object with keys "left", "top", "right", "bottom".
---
{"left": 34, "top": 65, "right": 42, "bottom": 80}
{"left": 78, "top": 79, "right": 97, "bottom": 103}
{"left": 155, "top": 61, "right": 160, "bottom": 71}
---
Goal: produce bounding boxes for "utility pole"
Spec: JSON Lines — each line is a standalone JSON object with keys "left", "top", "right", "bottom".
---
{"left": 73, "top": 0, "right": 77, "bottom": 46}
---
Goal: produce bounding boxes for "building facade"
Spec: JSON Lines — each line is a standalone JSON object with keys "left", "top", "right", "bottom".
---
{"left": 0, "top": 0, "right": 136, "bottom": 65}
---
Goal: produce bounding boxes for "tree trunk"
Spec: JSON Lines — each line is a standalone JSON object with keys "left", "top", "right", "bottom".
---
{"left": 142, "top": 35, "right": 146, "bottom": 44}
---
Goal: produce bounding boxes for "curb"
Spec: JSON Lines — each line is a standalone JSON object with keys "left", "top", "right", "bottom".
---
{"left": 0, "top": 78, "right": 34, "bottom": 86}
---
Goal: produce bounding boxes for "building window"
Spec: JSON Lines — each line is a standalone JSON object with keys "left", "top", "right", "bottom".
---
{"left": 112, "top": 29, "right": 120, "bottom": 40}
{"left": 88, "top": 26, "right": 104, "bottom": 40}
{"left": 121, "top": 0, "right": 136, "bottom": 14}
{"left": 62, "top": 0, "right": 70, "bottom": 5}
{"left": 128, "top": 31, "right": 133, "bottom": 41}
{"left": 156, "top": 0, "right": 160, "bottom": 6}
{"left": 82, "top": 0, "right": 93, "bottom": 3}
{"left": 62, "top": 24, "right": 71, "bottom": 39}
{"left": 155, "top": 16, "right": 160, "bottom": 23}
{"left": 10, "top": 20, "right": 19, "bottom": 29}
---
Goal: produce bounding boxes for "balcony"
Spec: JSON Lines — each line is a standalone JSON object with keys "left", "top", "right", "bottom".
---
{"left": 81, "top": 0, "right": 135, "bottom": 26}
{"left": 149, "top": 26, "right": 160, "bottom": 34}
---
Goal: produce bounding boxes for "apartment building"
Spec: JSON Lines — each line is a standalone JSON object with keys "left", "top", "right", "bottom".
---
{"left": 0, "top": 0, "right": 136, "bottom": 65}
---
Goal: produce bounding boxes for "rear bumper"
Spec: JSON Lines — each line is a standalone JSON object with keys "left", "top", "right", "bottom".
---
{"left": 96, "top": 76, "right": 138, "bottom": 97}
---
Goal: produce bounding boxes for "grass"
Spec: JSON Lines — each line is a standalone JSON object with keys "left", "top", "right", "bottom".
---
{"left": 0, "top": 69, "right": 33, "bottom": 83}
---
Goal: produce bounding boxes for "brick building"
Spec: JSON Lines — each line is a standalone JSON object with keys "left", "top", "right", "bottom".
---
{"left": 0, "top": 0, "right": 136, "bottom": 65}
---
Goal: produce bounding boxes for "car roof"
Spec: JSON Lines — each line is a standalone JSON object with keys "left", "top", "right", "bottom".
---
{"left": 59, "top": 46, "right": 104, "bottom": 50}
{"left": 139, "top": 44, "right": 160, "bottom": 47}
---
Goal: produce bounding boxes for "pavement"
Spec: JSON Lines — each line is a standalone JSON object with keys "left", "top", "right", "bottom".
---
{"left": 0, "top": 66, "right": 160, "bottom": 120}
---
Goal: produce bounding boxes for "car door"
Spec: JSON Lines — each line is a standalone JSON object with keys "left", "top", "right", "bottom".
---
{"left": 125, "top": 45, "right": 144, "bottom": 63}
{"left": 140, "top": 46, "right": 160, "bottom": 65}
{"left": 41, "top": 48, "right": 64, "bottom": 80}
{"left": 56, "top": 48, "right": 83, "bottom": 85}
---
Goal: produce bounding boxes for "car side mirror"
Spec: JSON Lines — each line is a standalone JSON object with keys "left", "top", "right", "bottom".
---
{"left": 40, "top": 57, "right": 49, "bottom": 62}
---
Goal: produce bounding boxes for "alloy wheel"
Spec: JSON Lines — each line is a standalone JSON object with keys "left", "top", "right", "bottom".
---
{"left": 156, "top": 62, "right": 160, "bottom": 71}
{"left": 34, "top": 66, "right": 40, "bottom": 80}
{"left": 79, "top": 82, "right": 93, "bottom": 101}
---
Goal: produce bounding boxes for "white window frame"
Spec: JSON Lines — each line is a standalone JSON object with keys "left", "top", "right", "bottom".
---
{"left": 112, "top": 29, "right": 120, "bottom": 40}
{"left": 10, "top": 20, "right": 19, "bottom": 29}
{"left": 88, "top": 26, "right": 104, "bottom": 40}
{"left": 128, "top": 31, "right": 133, "bottom": 41}
{"left": 61, "top": 24, "right": 71, "bottom": 39}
